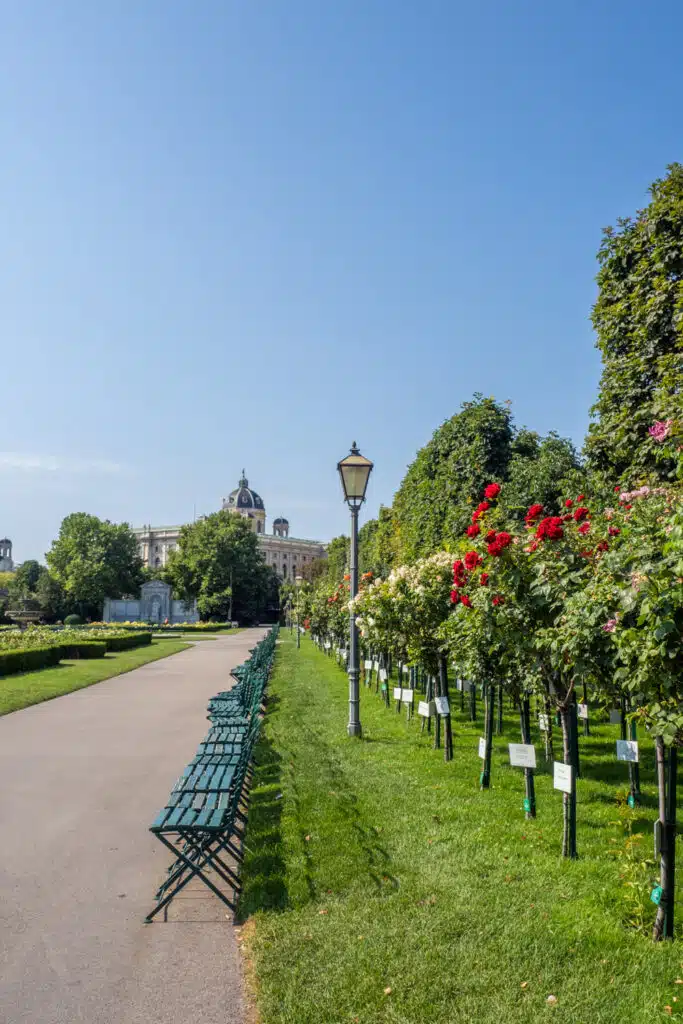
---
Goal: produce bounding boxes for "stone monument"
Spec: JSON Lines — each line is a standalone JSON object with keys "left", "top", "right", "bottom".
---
{"left": 103, "top": 580, "right": 199, "bottom": 624}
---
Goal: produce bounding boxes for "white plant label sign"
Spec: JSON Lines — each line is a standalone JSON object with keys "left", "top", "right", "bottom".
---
{"left": 508, "top": 743, "right": 537, "bottom": 769}
{"left": 538, "top": 714, "right": 550, "bottom": 732}
{"left": 401, "top": 689, "right": 414, "bottom": 703}
{"left": 373, "top": 661, "right": 380, "bottom": 671}
{"left": 553, "top": 761, "right": 573, "bottom": 794}
{"left": 478, "top": 737, "right": 486, "bottom": 760}
{"left": 418, "top": 701, "right": 433, "bottom": 718}
{"left": 379, "top": 669, "right": 388, "bottom": 682}
{"left": 393, "top": 687, "right": 402, "bottom": 701}
{"left": 577, "top": 703, "right": 589, "bottom": 720}
{"left": 403, "top": 665, "right": 410, "bottom": 675}
{"left": 364, "top": 659, "right": 372, "bottom": 671}
{"left": 616, "top": 739, "right": 639, "bottom": 763}
{"left": 609, "top": 709, "right": 621, "bottom": 725}
{"left": 434, "top": 696, "right": 450, "bottom": 716}
{"left": 324, "top": 641, "right": 331, "bottom": 649}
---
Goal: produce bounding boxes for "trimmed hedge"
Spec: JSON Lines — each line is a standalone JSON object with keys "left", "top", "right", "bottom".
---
{"left": 103, "top": 632, "right": 152, "bottom": 652}
{"left": 0, "top": 646, "right": 63, "bottom": 677}
{"left": 58, "top": 641, "right": 107, "bottom": 660}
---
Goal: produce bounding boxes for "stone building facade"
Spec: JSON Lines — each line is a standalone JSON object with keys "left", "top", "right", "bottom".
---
{"left": 0, "top": 538, "right": 13, "bottom": 572}
{"left": 133, "top": 473, "right": 326, "bottom": 580}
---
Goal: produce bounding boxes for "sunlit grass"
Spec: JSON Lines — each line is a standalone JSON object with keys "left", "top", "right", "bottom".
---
{"left": 240, "top": 635, "right": 683, "bottom": 1024}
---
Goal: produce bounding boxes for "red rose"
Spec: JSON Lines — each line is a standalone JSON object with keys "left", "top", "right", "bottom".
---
{"left": 466, "top": 524, "right": 481, "bottom": 538}
{"left": 450, "top": 590, "right": 460, "bottom": 604}
{"left": 614, "top": 486, "right": 621, "bottom": 493}
{"left": 492, "top": 595, "right": 504, "bottom": 606}
{"left": 473, "top": 501, "right": 490, "bottom": 522}
{"left": 536, "top": 516, "right": 564, "bottom": 541}
{"left": 580, "top": 549, "right": 593, "bottom": 558}
{"left": 496, "top": 531, "right": 512, "bottom": 549}
{"left": 487, "top": 540, "right": 503, "bottom": 556}
{"left": 485, "top": 529, "right": 497, "bottom": 543}
{"left": 460, "top": 594, "right": 472, "bottom": 608}
{"left": 596, "top": 540, "right": 609, "bottom": 552}
{"left": 625, "top": 504, "right": 632, "bottom": 510}
{"left": 525, "top": 503, "right": 544, "bottom": 526}
{"left": 484, "top": 483, "right": 501, "bottom": 500}
{"left": 573, "top": 507, "right": 589, "bottom": 522}
{"left": 577, "top": 522, "right": 590, "bottom": 535}
{"left": 527, "top": 539, "right": 539, "bottom": 552}
{"left": 608, "top": 526, "right": 620, "bottom": 536}
{"left": 464, "top": 550, "right": 481, "bottom": 571}
{"left": 562, "top": 514, "right": 573, "bottom": 522}
{"left": 453, "top": 559, "right": 464, "bottom": 573}
{"left": 564, "top": 499, "right": 573, "bottom": 508}
{"left": 480, "top": 572, "right": 489, "bottom": 586}
{"left": 577, "top": 494, "right": 585, "bottom": 501}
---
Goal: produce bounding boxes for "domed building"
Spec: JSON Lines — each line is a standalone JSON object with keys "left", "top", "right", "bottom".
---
{"left": 0, "top": 538, "right": 13, "bottom": 572}
{"left": 221, "top": 472, "right": 266, "bottom": 534}
{"left": 132, "top": 472, "right": 325, "bottom": 580}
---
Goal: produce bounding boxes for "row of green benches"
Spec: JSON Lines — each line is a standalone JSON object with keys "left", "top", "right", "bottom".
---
{"left": 145, "top": 625, "right": 279, "bottom": 921}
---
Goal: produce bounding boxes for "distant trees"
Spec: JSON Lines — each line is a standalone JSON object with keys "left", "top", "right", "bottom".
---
{"left": 46, "top": 513, "right": 143, "bottom": 620}
{"left": 165, "top": 511, "right": 276, "bottom": 624}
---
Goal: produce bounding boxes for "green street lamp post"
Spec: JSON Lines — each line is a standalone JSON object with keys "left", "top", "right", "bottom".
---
{"left": 295, "top": 574, "right": 303, "bottom": 648}
{"left": 337, "top": 442, "right": 374, "bottom": 738}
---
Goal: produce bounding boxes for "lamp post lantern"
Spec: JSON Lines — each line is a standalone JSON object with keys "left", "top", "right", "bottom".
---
{"left": 337, "top": 442, "right": 373, "bottom": 737}
{"left": 295, "top": 575, "right": 303, "bottom": 648}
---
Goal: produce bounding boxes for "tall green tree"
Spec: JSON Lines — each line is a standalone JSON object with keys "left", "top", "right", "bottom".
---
{"left": 585, "top": 163, "right": 683, "bottom": 484}
{"left": 503, "top": 430, "right": 585, "bottom": 518}
{"left": 46, "top": 513, "right": 143, "bottom": 619}
{"left": 391, "top": 395, "right": 514, "bottom": 561}
{"left": 165, "top": 511, "right": 274, "bottom": 624}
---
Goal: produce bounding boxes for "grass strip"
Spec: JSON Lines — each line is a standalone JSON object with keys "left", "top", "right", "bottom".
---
{"left": 0, "top": 640, "right": 191, "bottom": 716}
{"left": 240, "top": 635, "right": 683, "bottom": 1024}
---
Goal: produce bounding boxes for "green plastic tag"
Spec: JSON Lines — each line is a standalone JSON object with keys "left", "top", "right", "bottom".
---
{"left": 651, "top": 885, "right": 663, "bottom": 906}
{"left": 627, "top": 794, "right": 636, "bottom": 809}
{"left": 479, "top": 771, "right": 486, "bottom": 786}
{"left": 523, "top": 798, "right": 531, "bottom": 813}
{"left": 381, "top": 683, "right": 388, "bottom": 692}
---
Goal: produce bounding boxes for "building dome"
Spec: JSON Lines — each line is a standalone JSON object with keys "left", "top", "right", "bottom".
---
{"left": 224, "top": 471, "right": 265, "bottom": 511}
{"left": 273, "top": 517, "right": 289, "bottom": 526}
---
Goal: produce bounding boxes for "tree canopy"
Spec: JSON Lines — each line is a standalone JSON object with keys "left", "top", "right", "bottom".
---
{"left": 165, "top": 511, "right": 276, "bottom": 624}
{"left": 46, "top": 513, "right": 143, "bottom": 619}
{"left": 585, "top": 163, "right": 683, "bottom": 484}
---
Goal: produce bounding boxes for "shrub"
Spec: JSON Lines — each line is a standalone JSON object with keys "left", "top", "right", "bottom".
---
{"left": 0, "top": 646, "right": 63, "bottom": 677}
{"left": 59, "top": 641, "right": 107, "bottom": 660}
{"left": 64, "top": 614, "right": 83, "bottom": 626}
{"left": 102, "top": 632, "right": 152, "bottom": 652}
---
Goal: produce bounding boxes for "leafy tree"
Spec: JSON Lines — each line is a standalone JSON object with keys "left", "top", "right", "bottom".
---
{"left": 34, "top": 571, "right": 67, "bottom": 622}
{"left": 12, "top": 560, "right": 43, "bottom": 593}
{"left": 359, "top": 506, "right": 400, "bottom": 577}
{"left": 585, "top": 163, "right": 683, "bottom": 484}
{"left": 166, "top": 511, "right": 273, "bottom": 624}
{"left": 46, "top": 513, "right": 143, "bottom": 619}
{"left": 391, "top": 395, "right": 513, "bottom": 561}
{"left": 503, "top": 430, "right": 585, "bottom": 519}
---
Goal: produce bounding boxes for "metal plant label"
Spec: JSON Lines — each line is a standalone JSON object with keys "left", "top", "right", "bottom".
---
{"left": 538, "top": 714, "right": 550, "bottom": 732}
{"left": 616, "top": 739, "right": 639, "bottom": 762}
{"left": 364, "top": 660, "right": 372, "bottom": 670}
{"left": 379, "top": 668, "right": 388, "bottom": 682}
{"left": 577, "top": 703, "right": 588, "bottom": 720}
{"left": 434, "top": 696, "right": 450, "bottom": 716}
{"left": 401, "top": 688, "right": 414, "bottom": 703}
{"left": 508, "top": 743, "right": 537, "bottom": 769}
{"left": 553, "top": 761, "right": 573, "bottom": 794}
{"left": 609, "top": 709, "right": 621, "bottom": 725}
{"left": 417, "top": 700, "right": 433, "bottom": 718}
{"left": 478, "top": 737, "right": 486, "bottom": 759}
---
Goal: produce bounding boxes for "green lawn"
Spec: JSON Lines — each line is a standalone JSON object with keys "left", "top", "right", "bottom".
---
{"left": 240, "top": 635, "right": 683, "bottom": 1024}
{"left": 0, "top": 640, "right": 191, "bottom": 716}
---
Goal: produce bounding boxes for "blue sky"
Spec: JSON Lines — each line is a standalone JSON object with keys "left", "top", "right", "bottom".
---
{"left": 2, "top": 2, "right": 682, "bottom": 562}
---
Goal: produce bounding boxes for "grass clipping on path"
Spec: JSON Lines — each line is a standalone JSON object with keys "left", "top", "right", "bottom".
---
{"left": 0, "top": 640, "right": 191, "bottom": 715}
{"left": 239, "top": 636, "right": 683, "bottom": 1024}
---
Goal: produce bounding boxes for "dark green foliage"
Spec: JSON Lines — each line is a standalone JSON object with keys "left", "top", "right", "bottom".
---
{"left": 64, "top": 614, "right": 83, "bottom": 626}
{"left": 101, "top": 632, "right": 152, "bottom": 652}
{"left": 503, "top": 430, "right": 585, "bottom": 518}
{"left": 391, "top": 395, "right": 513, "bottom": 560}
{"left": 358, "top": 506, "right": 399, "bottom": 577}
{"left": 0, "top": 646, "right": 62, "bottom": 677}
{"left": 586, "top": 163, "right": 683, "bottom": 483}
{"left": 47, "top": 514, "right": 144, "bottom": 619}
{"left": 165, "top": 511, "right": 274, "bottom": 624}
{"left": 58, "top": 641, "right": 107, "bottom": 660}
